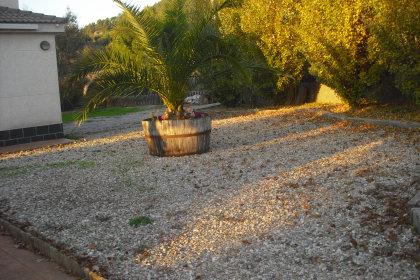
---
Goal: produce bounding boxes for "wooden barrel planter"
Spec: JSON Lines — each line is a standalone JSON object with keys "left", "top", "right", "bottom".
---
{"left": 142, "top": 115, "right": 211, "bottom": 157}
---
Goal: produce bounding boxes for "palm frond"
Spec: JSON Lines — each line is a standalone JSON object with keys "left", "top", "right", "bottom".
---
{"left": 74, "top": 0, "right": 249, "bottom": 121}
{"left": 113, "top": 0, "right": 165, "bottom": 68}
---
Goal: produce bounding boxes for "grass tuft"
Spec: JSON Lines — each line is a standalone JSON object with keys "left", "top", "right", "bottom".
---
{"left": 129, "top": 216, "right": 153, "bottom": 227}
{"left": 0, "top": 166, "right": 32, "bottom": 178}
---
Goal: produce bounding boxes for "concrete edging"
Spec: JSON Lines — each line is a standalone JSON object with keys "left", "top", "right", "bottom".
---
{"left": 407, "top": 175, "right": 420, "bottom": 234}
{"left": 0, "top": 138, "right": 73, "bottom": 155}
{"left": 320, "top": 111, "right": 420, "bottom": 130}
{"left": 410, "top": 208, "right": 420, "bottom": 234}
{"left": 0, "top": 217, "right": 105, "bottom": 280}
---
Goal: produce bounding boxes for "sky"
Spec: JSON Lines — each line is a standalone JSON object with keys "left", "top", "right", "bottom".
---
{"left": 19, "top": 0, "right": 160, "bottom": 26}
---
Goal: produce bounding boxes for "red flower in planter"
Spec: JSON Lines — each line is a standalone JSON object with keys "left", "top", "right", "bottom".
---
{"left": 193, "top": 112, "right": 205, "bottom": 118}
{"left": 157, "top": 111, "right": 206, "bottom": 121}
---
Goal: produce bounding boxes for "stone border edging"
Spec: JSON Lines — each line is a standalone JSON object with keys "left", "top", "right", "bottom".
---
{"left": 407, "top": 175, "right": 420, "bottom": 234}
{"left": 410, "top": 208, "right": 420, "bottom": 233}
{"left": 319, "top": 110, "right": 420, "bottom": 129}
{"left": 192, "top": 102, "right": 222, "bottom": 110}
{"left": 0, "top": 217, "right": 106, "bottom": 280}
{"left": 408, "top": 192, "right": 420, "bottom": 234}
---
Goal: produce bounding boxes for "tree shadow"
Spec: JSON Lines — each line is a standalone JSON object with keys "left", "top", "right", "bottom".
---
{"left": 137, "top": 139, "right": 384, "bottom": 268}
{"left": 0, "top": 107, "right": 324, "bottom": 161}
{"left": 0, "top": 106, "right": 393, "bottom": 277}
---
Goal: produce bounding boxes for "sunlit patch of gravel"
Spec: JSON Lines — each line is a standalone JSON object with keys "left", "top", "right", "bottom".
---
{"left": 0, "top": 108, "right": 419, "bottom": 279}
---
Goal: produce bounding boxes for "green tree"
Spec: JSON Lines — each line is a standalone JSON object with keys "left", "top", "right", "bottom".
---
{"left": 205, "top": 8, "right": 278, "bottom": 106}
{"left": 222, "top": 0, "right": 419, "bottom": 106}
{"left": 228, "top": 0, "right": 306, "bottom": 91}
{"left": 83, "top": 17, "right": 116, "bottom": 47}
{"left": 298, "top": 0, "right": 420, "bottom": 105}
{"left": 56, "top": 8, "right": 88, "bottom": 110}
{"left": 370, "top": 0, "right": 420, "bottom": 104}
{"left": 297, "top": 0, "right": 380, "bottom": 104}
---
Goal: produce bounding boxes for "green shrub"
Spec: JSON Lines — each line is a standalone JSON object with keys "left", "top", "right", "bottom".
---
{"left": 56, "top": 10, "right": 89, "bottom": 110}
{"left": 221, "top": 0, "right": 419, "bottom": 106}
{"left": 129, "top": 216, "right": 153, "bottom": 227}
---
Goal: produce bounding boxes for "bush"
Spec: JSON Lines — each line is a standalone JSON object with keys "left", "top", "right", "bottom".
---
{"left": 370, "top": 0, "right": 420, "bottom": 104}
{"left": 56, "top": 10, "right": 88, "bottom": 110}
{"left": 200, "top": 33, "right": 279, "bottom": 107}
{"left": 221, "top": 0, "right": 419, "bottom": 106}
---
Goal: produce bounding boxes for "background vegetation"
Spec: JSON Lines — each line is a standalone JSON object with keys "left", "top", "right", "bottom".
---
{"left": 56, "top": 0, "right": 419, "bottom": 111}
{"left": 220, "top": 0, "right": 419, "bottom": 105}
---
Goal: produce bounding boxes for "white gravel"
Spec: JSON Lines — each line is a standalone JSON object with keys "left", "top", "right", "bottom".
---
{"left": 0, "top": 107, "right": 419, "bottom": 279}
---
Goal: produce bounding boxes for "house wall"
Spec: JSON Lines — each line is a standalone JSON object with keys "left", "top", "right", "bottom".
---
{"left": 0, "top": 33, "right": 63, "bottom": 145}
{"left": 0, "top": 0, "right": 19, "bottom": 9}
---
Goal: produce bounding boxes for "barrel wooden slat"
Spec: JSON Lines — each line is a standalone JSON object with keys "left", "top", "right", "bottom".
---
{"left": 142, "top": 115, "right": 211, "bottom": 157}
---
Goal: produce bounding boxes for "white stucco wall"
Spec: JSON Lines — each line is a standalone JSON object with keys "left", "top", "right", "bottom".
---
{"left": 0, "top": 33, "right": 63, "bottom": 131}
{"left": 0, "top": 0, "right": 19, "bottom": 9}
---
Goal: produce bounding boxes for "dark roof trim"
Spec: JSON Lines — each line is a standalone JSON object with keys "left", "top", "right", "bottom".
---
{"left": 0, "top": 6, "right": 67, "bottom": 24}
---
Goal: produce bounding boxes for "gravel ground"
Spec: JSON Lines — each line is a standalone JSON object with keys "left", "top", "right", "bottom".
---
{"left": 0, "top": 107, "right": 419, "bottom": 279}
{"left": 63, "top": 104, "right": 220, "bottom": 138}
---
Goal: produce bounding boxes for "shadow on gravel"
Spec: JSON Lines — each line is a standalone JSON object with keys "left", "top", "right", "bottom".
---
{"left": 2, "top": 107, "right": 402, "bottom": 278}
{"left": 0, "top": 108, "right": 324, "bottom": 161}
{"left": 138, "top": 139, "right": 384, "bottom": 267}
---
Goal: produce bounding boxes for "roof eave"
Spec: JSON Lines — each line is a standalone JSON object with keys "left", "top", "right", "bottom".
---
{"left": 0, "top": 22, "right": 65, "bottom": 33}
{"left": 0, "top": 6, "right": 68, "bottom": 26}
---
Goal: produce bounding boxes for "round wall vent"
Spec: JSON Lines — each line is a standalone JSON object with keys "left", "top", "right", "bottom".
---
{"left": 40, "top": 41, "right": 50, "bottom": 51}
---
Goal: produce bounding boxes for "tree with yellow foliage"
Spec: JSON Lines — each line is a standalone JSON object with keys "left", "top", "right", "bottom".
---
{"left": 370, "top": 0, "right": 420, "bottom": 104}
{"left": 221, "top": 0, "right": 419, "bottom": 105}
{"left": 231, "top": 0, "right": 306, "bottom": 91}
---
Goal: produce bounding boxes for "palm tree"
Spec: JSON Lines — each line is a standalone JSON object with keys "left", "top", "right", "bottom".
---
{"left": 74, "top": 0, "right": 240, "bottom": 121}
